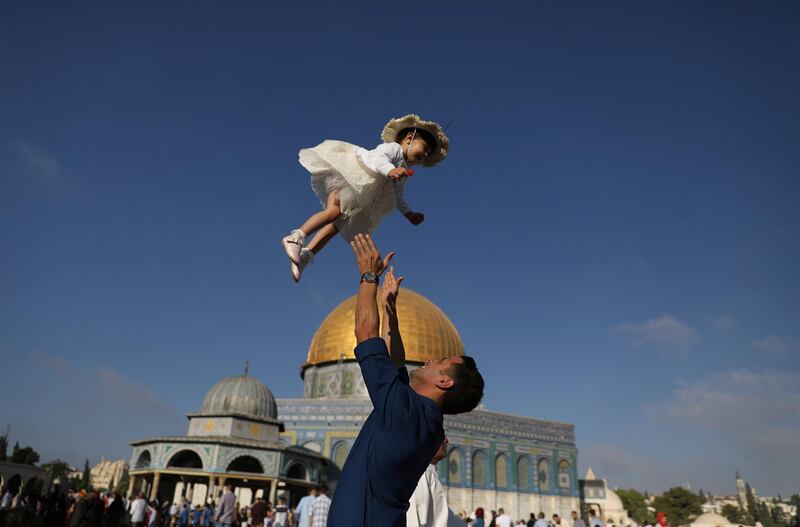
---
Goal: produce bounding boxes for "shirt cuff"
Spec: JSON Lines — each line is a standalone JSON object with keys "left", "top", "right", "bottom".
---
{"left": 354, "top": 337, "right": 388, "bottom": 360}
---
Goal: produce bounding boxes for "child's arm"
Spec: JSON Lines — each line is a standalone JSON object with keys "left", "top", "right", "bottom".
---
{"left": 395, "top": 182, "right": 425, "bottom": 225}
{"left": 381, "top": 267, "right": 406, "bottom": 369}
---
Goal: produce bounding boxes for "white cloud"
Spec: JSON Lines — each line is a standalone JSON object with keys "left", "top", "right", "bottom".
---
{"left": 613, "top": 314, "right": 697, "bottom": 356}
{"left": 752, "top": 334, "right": 797, "bottom": 355}
{"left": 708, "top": 314, "right": 736, "bottom": 332}
{"left": 648, "top": 369, "right": 800, "bottom": 495}
{"left": 8, "top": 140, "right": 61, "bottom": 185}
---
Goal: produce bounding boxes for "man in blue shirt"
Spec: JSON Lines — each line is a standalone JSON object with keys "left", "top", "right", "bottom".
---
{"left": 328, "top": 234, "right": 485, "bottom": 526}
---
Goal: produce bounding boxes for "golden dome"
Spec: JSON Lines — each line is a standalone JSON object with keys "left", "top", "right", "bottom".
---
{"left": 304, "top": 289, "right": 464, "bottom": 369}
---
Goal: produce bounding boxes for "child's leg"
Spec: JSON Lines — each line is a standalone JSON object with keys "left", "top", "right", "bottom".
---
{"left": 306, "top": 223, "right": 339, "bottom": 255}
{"left": 299, "top": 191, "right": 342, "bottom": 238}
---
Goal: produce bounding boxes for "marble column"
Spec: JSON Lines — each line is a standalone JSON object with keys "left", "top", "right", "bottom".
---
{"left": 150, "top": 472, "right": 161, "bottom": 501}
{"left": 269, "top": 479, "right": 278, "bottom": 504}
{"left": 128, "top": 475, "right": 137, "bottom": 499}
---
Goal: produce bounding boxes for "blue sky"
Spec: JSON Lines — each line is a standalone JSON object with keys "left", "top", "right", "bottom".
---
{"left": 1, "top": 2, "right": 798, "bottom": 496}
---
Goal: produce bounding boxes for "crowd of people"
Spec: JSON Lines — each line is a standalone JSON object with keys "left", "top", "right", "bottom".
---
{"left": 448, "top": 508, "right": 603, "bottom": 527}
{"left": 0, "top": 482, "right": 334, "bottom": 527}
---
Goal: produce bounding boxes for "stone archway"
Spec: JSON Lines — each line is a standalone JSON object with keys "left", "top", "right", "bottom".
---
{"left": 227, "top": 455, "right": 264, "bottom": 474}
{"left": 167, "top": 450, "right": 203, "bottom": 469}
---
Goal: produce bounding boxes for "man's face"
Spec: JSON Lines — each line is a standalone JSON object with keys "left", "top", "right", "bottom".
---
{"left": 431, "top": 437, "right": 449, "bottom": 464}
{"left": 411, "top": 356, "right": 463, "bottom": 390}
{"left": 572, "top": 513, "right": 578, "bottom": 520}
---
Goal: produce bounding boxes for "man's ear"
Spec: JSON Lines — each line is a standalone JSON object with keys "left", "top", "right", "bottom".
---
{"left": 435, "top": 375, "right": 454, "bottom": 391}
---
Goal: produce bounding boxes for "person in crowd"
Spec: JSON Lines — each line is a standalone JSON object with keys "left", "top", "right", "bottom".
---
{"left": 308, "top": 485, "right": 330, "bottom": 527}
{"left": 533, "top": 512, "right": 550, "bottom": 527}
{"left": 572, "top": 511, "right": 586, "bottom": 527}
{"left": 589, "top": 510, "right": 604, "bottom": 527}
{"left": 407, "top": 437, "right": 465, "bottom": 527}
{"left": 495, "top": 508, "right": 512, "bottom": 527}
{"left": 474, "top": 508, "right": 486, "bottom": 527}
{"left": 272, "top": 497, "right": 288, "bottom": 527}
{"left": 128, "top": 492, "right": 148, "bottom": 527}
{"left": 104, "top": 493, "right": 124, "bottom": 527}
{"left": 294, "top": 488, "right": 316, "bottom": 527}
{"left": 215, "top": 485, "right": 236, "bottom": 527}
{"left": 249, "top": 496, "right": 268, "bottom": 527}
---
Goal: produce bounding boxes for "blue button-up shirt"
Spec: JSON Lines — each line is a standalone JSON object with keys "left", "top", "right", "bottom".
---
{"left": 328, "top": 337, "right": 444, "bottom": 526}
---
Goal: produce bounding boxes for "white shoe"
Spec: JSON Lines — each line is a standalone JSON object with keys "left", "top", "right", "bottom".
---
{"left": 291, "top": 249, "right": 314, "bottom": 283}
{"left": 281, "top": 229, "right": 306, "bottom": 265}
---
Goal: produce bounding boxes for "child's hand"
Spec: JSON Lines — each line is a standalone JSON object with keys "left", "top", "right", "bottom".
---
{"left": 387, "top": 167, "right": 411, "bottom": 180}
{"left": 381, "top": 266, "right": 405, "bottom": 307}
{"left": 405, "top": 211, "right": 425, "bottom": 225}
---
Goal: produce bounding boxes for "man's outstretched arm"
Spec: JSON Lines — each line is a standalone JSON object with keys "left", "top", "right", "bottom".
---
{"left": 381, "top": 266, "right": 406, "bottom": 369}
{"left": 352, "top": 234, "right": 394, "bottom": 343}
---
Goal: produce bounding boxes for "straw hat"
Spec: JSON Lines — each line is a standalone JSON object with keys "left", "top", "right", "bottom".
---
{"left": 380, "top": 114, "right": 449, "bottom": 167}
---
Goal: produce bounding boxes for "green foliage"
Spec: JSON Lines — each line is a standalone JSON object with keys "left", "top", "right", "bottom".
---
{"left": 652, "top": 487, "right": 704, "bottom": 527}
{"left": 10, "top": 442, "right": 40, "bottom": 465}
{"left": 41, "top": 459, "right": 72, "bottom": 483}
{"left": 82, "top": 459, "right": 91, "bottom": 488}
{"left": 113, "top": 471, "right": 130, "bottom": 496}
{"left": 618, "top": 488, "right": 656, "bottom": 524}
{"left": 721, "top": 504, "right": 743, "bottom": 524}
{"left": 0, "top": 429, "right": 8, "bottom": 462}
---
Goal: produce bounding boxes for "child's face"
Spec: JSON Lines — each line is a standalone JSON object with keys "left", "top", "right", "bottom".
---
{"left": 403, "top": 136, "right": 432, "bottom": 165}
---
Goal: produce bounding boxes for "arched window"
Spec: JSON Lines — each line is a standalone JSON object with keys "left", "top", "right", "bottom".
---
{"left": 167, "top": 450, "right": 203, "bottom": 469}
{"left": 558, "top": 459, "right": 571, "bottom": 489}
{"left": 332, "top": 441, "right": 351, "bottom": 470}
{"left": 227, "top": 455, "right": 264, "bottom": 473}
{"left": 537, "top": 458, "right": 550, "bottom": 491}
{"left": 517, "top": 456, "right": 530, "bottom": 489}
{"left": 286, "top": 462, "right": 307, "bottom": 480}
{"left": 472, "top": 450, "right": 487, "bottom": 486}
{"left": 495, "top": 454, "right": 509, "bottom": 489}
{"left": 447, "top": 448, "right": 462, "bottom": 485}
{"left": 135, "top": 450, "right": 151, "bottom": 469}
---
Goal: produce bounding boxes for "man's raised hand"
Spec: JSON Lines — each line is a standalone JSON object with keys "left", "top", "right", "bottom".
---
{"left": 351, "top": 234, "right": 394, "bottom": 276}
{"left": 381, "top": 266, "right": 405, "bottom": 308}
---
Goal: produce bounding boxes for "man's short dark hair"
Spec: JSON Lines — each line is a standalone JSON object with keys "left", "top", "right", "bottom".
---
{"left": 319, "top": 484, "right": 329, "bottom": 494}
{"left": 441, "top": 356, "right": 484, "bottom": 415}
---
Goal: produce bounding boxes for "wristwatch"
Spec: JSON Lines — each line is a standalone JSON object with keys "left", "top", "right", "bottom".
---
{"left": 360, "top": 272, "right": 379, "bottom": 284}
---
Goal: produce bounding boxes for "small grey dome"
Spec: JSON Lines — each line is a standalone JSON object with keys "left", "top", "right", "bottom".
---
{"left": 201, "top": 373, "right": 278, "bottom": 420}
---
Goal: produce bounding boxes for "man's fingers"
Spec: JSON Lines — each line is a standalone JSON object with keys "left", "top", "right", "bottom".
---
{"left": 365, "top": 234, "right": 379, "bottom": 256}
{"left": 397, "top": 276, "right": 405, "bottom": 287}
{"left": 383, "top": 251, "right": 395, "bottom": 269}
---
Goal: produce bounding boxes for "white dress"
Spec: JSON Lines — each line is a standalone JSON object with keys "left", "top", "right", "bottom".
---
{"left": 299, "top": 140, "right": 411, "bottom": 242}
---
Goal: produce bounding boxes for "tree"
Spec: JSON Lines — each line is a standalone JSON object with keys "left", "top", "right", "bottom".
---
{"left": 618, "top": 489, "right": 656, "bottom": 525}
{"left": 652, "top": 487, "right": 704, "bottom": 527}
{"left": 721, "top": 505, "right": 743, "bottom": 524}
{"left": 10, "top": 442, "right": 40, "bottom": 465}
{"left": 113, "top": 470, "right": 130, "bottom": 496}
{"left": 82, "top": 459, "right": 92, "bottom": 489}
{"left": 41, "top": 459, "right": 72, "bottom": 483}
{"left": 790, "top": 495, "right": 800, "bottom": 509}
{"left": 0, "top": 426, "right": 8, "bottom": 461}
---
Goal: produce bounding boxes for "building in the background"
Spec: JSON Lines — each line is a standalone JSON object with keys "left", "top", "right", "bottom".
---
{"left": 277, "top": 289, "right": 580, "bottom": 518}
{"left": 579, "top": 468, "right": 635, "bottom": 527}
{"left": 0, "top": 461, "right": 50, "bottom": 505}
{"left": 702, "top": 472, "right": 797, "bottom": 520}
{"left": 90, "top": 459, "right": 128, "bottom": 492}
{"left": 128, "top": 369, "right": 323, "bottom": 507}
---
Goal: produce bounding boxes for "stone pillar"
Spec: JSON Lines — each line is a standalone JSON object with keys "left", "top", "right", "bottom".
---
{"left": 208, "top": 475, "right": 215, "bottom": 501}
{"left": 150, "top": 472, "right": 161, "bottom": 501}
{"left": 269, "top": 479, "right": 278, "bottom": 504}
{"left": 128, "top": 475, "right": 138, "bottom": 498}
{"left": 186, "top": 482, "right": 194, "bottom": 502}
